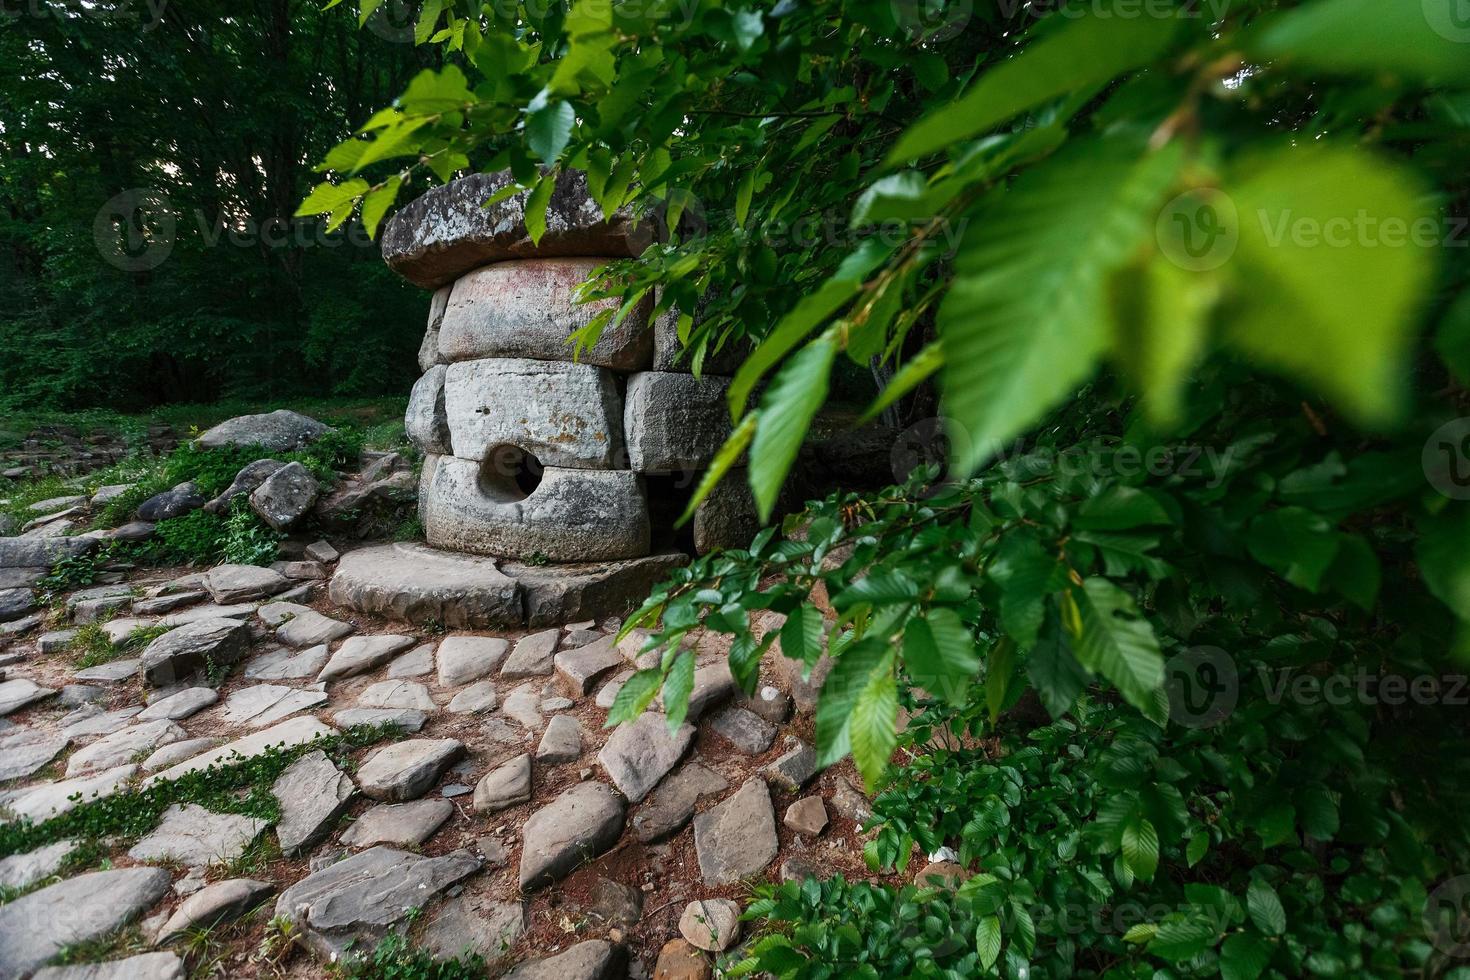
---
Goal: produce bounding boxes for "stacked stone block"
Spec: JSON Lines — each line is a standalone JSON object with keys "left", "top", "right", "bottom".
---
{"left": 389, "top": 170, "right": 739, "bottom": 565}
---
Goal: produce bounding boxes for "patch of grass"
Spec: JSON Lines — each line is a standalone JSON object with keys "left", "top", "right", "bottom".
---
{"left": 392, "top": 516, "right": 424, "bottom": 543}
{"left": 221, "top": 833, "right": 281, "bottom": 879}
{"left": 70, "top": 624, "right": 122, "bottom": 669}
{"left": 36, "top": 549, "right": 114, "bottom": 599}
{"left": 54, "top": 926, "right": 150, "bottom": 966}
{"left": 0, "top": 473, "right": 85, "bottom": 528}
{"left": 333, "top": 931, "right": 486, "bottom": 980}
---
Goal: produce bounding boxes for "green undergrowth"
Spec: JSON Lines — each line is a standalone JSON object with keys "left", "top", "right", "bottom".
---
{"left": 333, "top": 932, "right": 487, "bottom": 980}
{"left": 0, "top": 725, "right": 396, "bottom": 860}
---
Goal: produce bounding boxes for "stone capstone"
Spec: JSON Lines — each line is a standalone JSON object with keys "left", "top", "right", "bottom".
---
{"left": 692, "top": 777, "right": 779, "bottom": 886}
{"left": 623, "top": 372, "right": 732, "bottom": 474}
{"left": 405, "top": 364, "right": 452, "bottom": 455}
{"left": 138, "top": 617, "right": 252, "bottom": 687}
{"left": 195, "top": 410, "right": 333, "bottom": 453}
{"left": 518, "top": 782, "right": 625, "bottom": 891}
{"left": 442, "top": 357, "right": 624, "bottom": 469}
{"left": 423, "top": 457, "right": 649, "bottom": 562}
{"left": 0, "top": 868, "right": 172, "bottom": 978}
{"left": 438, "top": 258, "right": 652, "bottom": 370}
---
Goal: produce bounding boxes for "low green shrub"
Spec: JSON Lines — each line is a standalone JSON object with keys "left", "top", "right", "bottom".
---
{"left": 334, "top": 932, "right": 486, "bottom": 980}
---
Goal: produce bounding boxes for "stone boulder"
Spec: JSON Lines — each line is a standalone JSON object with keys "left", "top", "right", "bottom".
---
{"left": 0, "top": 868, "right": 172, "bottom": 977}
{"left": 195, "top": 410, "right": 333, "bottom": 452}
{"left": 437, "top": 258, "right": 652, "bottom": 370}
{"left": 623, "top": 372, "right": 732, "bottom": 474}
{"left": 405, "top": 364, "right": 451, "bottom": 455}
{"left": 519, "top": 782, "right": 625, "bottom": 891}
{"left": 419, "top": 285, "right": 451, "bottom": 371}
{"left": 250, "top": 461, "right": 320, "bottom": 531}
{"left": 138, "top": 618, "right": 252, "bottom": 687}
{"left": 381, "top": 169, "right": 644, "bottom": 289}
{"left": 203, "top": 459, "right": 286, "bottom": 515}
{"left": 136, "top": 482, "right": 204, "bottom": 522}
{"left": 202, "top": 564, "right": 290, "bottom": 604}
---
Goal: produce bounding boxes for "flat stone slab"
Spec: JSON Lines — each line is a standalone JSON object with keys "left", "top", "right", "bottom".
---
{"left": 519, "top": 782, "right": 625, "bottom": 892}
{"left": 419, "top": 896, "right": 527, "bottom": 970}
{"left": 142, "top": 738, "right": 220, "bottom": 772}
{"left": 0, "top": 868, "right": 172, "bottom": 977}
{"left": 502, "top": 628, "right": 558, "bottom": 678}
{"left": 631, "top": 760, "right": 728, "bottom": 843}
{"left": 357, "top": 738, "right": 464, "bottom": 801}
{"left": 341, "top": 799, "right": 453, "bottom": 847}
{"left": 273, "top": 846, "right": 481, "bottom": 963}
{"left": 598, "top": 711, "right": 695, "bottom": 804}
{"left": 0, "top": 678, "right": 56, "bottom": 716}
{"left": 2, "top": 764, "right": 137, "bottom": 822}
{"left": 276, "top": 609, "right": 354, "bottom": 648}
{"left": 201, "top": 564, "right": 290, "bottom": 604}
{"left": 381, "top": 169, "right": 644, "bottom": 289}
{"left": 60, "top": 705, "right": 142, "bottom": 739}
{"left": 317, "top": 634, "right": 416, "bottom": 684}
{"left": 273, "top": 750, "right": 356, "bottom": 856}
{"left": 245, "top": 644, "right": 330, "bottom": 680}
{"left": 554, "top": 635, "right": 623, "bottom": 696}
{"left": 693, "top": 777, "right": 779, "bottom": 886}
{"left": 145, "top": 715, "right": 336, "bottom": 785}
{"left": 0, "top": 727, "right": 69, "bottom": 782}
{"left": 764, "top": 738, "right": 817, "bottom": 792}
{"left": 536, "top": 714, "right": 582, "bottom": 765}
{"left": 387, "top": 642, "right": 435, "bottom": 678}
{"left": 139, "top": 618, "right": 251, "bottom": 687}
{"left": 222, "top": 684, "right": 329, "bottom": 727}
{"left": 708, "top": 705, "right": 777, "bottom": 755}
{"left": 128, "top": 803, "right": 270, "bottom": 866}
{"left": 501, "top": 939, "right": 624, "bottom": 980}
{"left": 446, "top": 680, "right": 497, "bottom": 714}
{"left": 66, "top": 719, "right": 186, "bottom": 776}
{"left": 358, "top": 680, "right": 437, "bottom": 712}
{"left": 34, "top": 952, "right": 185, "bottom": 980}
{"left": 500, "top": 684, "right": 544, "bottom": 731}
{"left": 473, "top": 753, "right": 531, "bottom": 813}
{"left": 72, "top": 659, "right": 139, "bottom": 684}
{"left": 158, "top": 603, "right": 258, "bottom": 627}
{"left": 333, "top": 707, "right": 428, "bottom": 732}
{"left": 0, "top": 840, "right": 79, "bottom": 891}
{"left": 138, "top": 687, "right": 218, "bottom": 721}
{"left": 437, "top": 635, "right": 510, "bottom": 687}
{"left": 154, "top": 878, "right": 273, "bottom": 946}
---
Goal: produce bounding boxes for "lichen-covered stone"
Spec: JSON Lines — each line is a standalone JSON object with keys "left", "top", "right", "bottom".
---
{"left": 405, "top": 364, "right": 451, "bottom": 455}
{"left": 437, "top": 258, "right": 652, "bottom": 370}
{"left": 195, "top": 410, "right": 333, "bottom": 453}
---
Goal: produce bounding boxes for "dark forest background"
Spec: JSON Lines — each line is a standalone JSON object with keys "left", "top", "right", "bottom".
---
{"left": 0, "top": 1, "right": 445, "bottom": 412}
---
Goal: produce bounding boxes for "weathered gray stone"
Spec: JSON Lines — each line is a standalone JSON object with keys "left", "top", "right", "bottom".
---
{"left": 332, "top": 707, "right": 427, "bottom": 732}
{"left": 158, "top": 602, "right": 256, "bottom": 628}
{"left": 739, "top": 684, "right": 793, "bottom": 725}
{"left": 764, "top": 738, "right": 817, "bottom": 792}
{"left": 28, "top": 495, "right": 86, "bottom": 514}
{"left": 37, "top": 629, "right": 77, "bottom": 654}
{"left": 154, "top": 878, "right": 273, "bottom": 946}
{"left": 519, "top": 782, "right": 625, "bottom": 891}
{"left": 472, "top": 753, "right": 531, "bottom": 813}
{"left": 502, "top": 628, "right": 559, "bottom": 678}
{"left": 276, "top": 609, "right": 354, "bottom": 648}
{"left": 561, "top": 628, "right": 601, "bottom": 649}
{"left": 437, "top": 635, "right": 510, "bottom": 687}
{"left": 341, "top": 799, "right": 453, "bottom": 848}
{"left": 708, "top": 705, "right": 777, "bottom": 755}
{"left": 137, "top": 482, "right": 204, "bottom": 522}
{"left": 204, "top": 459, "right": 287, "bottom": 515}
{"left": 507, "top": 552, "right": 687, "bottom": 628}
{"left": 142, "top": 738, "right": 221, "bottom": 773}
{"left": 423, "top": 457, "right": 649, "bottom": 562}
{"left": 630, "top": 760, "right": 727, "bottom": 844}
{"left": 382, "top": 169, "right": 645, "bottom": 289}
{"left": 273, "top": 750, "right": 356, "bottom": 856}
{"left": 419, "top": 285, "right": 451, "bottom": 371}
{"left": 195, "top": 410, "right": 333, "bottom": 453}
{"left": 446, "top": 680, "right": 497, "bottom": 715}
{"left": 273, "top": 846, "right": 481, "bottom": 963}
{"left": 0, "top": 566, "right": 46, "bottom": 589}
{"left": 784, "top": 796, "right": 829, "bottom": 836}
{"left": 554, "top": 634, "right": 623, "bottom": 696}
{"left": 0, "top": 612, "right": 42, "bottom": 636}
{"left": 34, "top": 952, "right": 184, "bottom": 980}
{"left": 0, "top": 727, "right": 68, "bottom": 781}
{"left": 0, "top": 586, "right": 37, "bottom": 621}
{"left": 1, "top": 764, "right": 136, "bottom": 822}
{"left": 67, "top": 720, "right": 186, "bottom": 776}
{"left": 144, "top": 716, "right": 335, "bottom": 785}
{"left": 624, "top": 372, "right": 732, "bottom": 474}
{"left": 0, "top": 678, "right": 56, "bottom": 716}
{"left": 501, "top": 940, "right": 624, "bottom": 980}
{"left": 272, "top": 559, "right": 327, "bottom": 581}
{"left": 317, "top": 633, "right": 416, "bottom": 684}
{"left": 0, "top": 868, "right": 172, "bottom": 978}
{"left": 329, "top": 543, "right": 521, "bottom": 628}
{"left": 694, "top": 470, "right": 761, "bottom": 554}
{"left": 0, "top": 840, "right": 78, "bottom": 891}
{"left": 357, "top": 738, "right": 464, "bottom": 801}
{"left": 679, "top": 898, "right": 742, "bottom": 952}
{"left": 60, "top": 705, "right": 140, "bottom": 738}
{"left": 245, "top": 644, "right": 330, "bottom": 680}
{"left": 132, "top": 591, "right": 205, "bottom": 616}
{"left": 597, "top": 711, "right": 695, "bottom": 804}
{"left": 692, "top": 777, "right": 779, "bottom": 886}
{"left": 250, "top": 462, "right": 320, "bottom": 531}
{"left": 595, "top": 670, "right": 633, "bottom": 709}
{"left": 137, "top": 687, "right": 218, "bottom": 722}
{"left": 128, "top": 803, "right": 269, "bottom": 866}
{"left": 442, "top": 357, "right": 624, "bottom": 469}
{"left": 438, "top": 258, "right": 652, "bottom": 370}
{"left": 305, "top": 540, "right": 339, "bottom": 563}
{"left": 139, "top": 618, "right": 252, "bottom": 687}
{"left": 419, "top": 896, "right": 526, "bottom": 969}
{"left": 405, "top": 363, "right": 452, "bottom": 456}
{"left": 357, "top": 680, "right": 436, "bottom": 712}
{"left": 683, "top": 661, "right": 736, "bottom": 722}
{"left": 536, "top": 714, "right": 582, "bottom": 765}
{"left": 202, "top": 564, "right": 290, "bottom": 604}
{"left": 222, "top": 684, "right": 329, "bottom": 727}
{"left": 0, "top": 535, "right": 97, "bottom": 569}
{"left": 73, "top": 659, "right": 140, "bottom": 684}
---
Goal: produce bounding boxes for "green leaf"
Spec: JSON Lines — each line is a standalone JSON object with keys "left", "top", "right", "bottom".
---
{"left": 940, "top": 138, "right": 1184, "bottom": 475}
{"left": 296, "top": 179, "right": 368, "bottom": 218}
{"left": 1185, "top": 832, "right": 1209, "bottom": 867}
{"left": 813, "top": 637, "right": 888, "bottom": 768}
{"left": 779, "top": 604, "right": 826, "bottom": 670}
{"left": 1108, "top": 255, "right": 1219, "bottom": 428}
{"left": 1220, "top": 933, "right": 1272, "bottom": 980}
{"left": 605, "top": 668, "right": 662, "bottom": 726}
{"left": 887, "top": 11, "right": 1179, "bottom": 164}
{"left": 849, "top": 660, "right": 898, "bottom": 791}
{"left": 1026, "top": 623, "right": 1090, "bottom": 720}
{"left": 524, "top": 174, "right": 555, "bottom": 245}
{"left": 859, "top": 342, "right": 943, "bottom": 425}
{"left": 735, "top": 170, "right": 755, "bottom": 228}
{"left": 1246, "top": 507, "right": 1341, "bottom": 592}
{"left": 1075, "top": 487, "right": 1172, "bottom": 532}
{"left": 676, "top": 414, "right": 758, "bottom": 525}
{"left": 748, "top": 337, "right": 837, "bottom": 521}
{"left": 1247, "top": 878, "right": 1287, "bottom": 936}
{"left": 359, "top": 176, "right": 401, "bottom": 239}
{"left": 1224, "top": 145, "right": 1433, "bottom": 426}
{"left": 1121, "top": 816, "right": 1160, "bottom": 881}
{"left": 985, "top": 638, "right": 1016, "bottom": 723}
{"left": 1070, "top": 578, "right": 1165, "bottom": 719}
{"left": 903, "top": 608, "right": 980, "bottom": 706}
{"left": 526, "top": 99, "right": 576, "bottom": 164}
{"left": 661, "top": 649, "right": 696, "bottom": 730}
{"left": 1147, "top": 918, "right": 1219, "bottom": 961}
{"left": 1417, "top": 506, "right": 1470, "bottom": 621}
{"left": 1253, "top": 0, "right": 1470, "bottom": 83}
{"left": 976, "top": 915, "right": 1003, "bottom": 970}
{"left": 1435, "top": 289, "right": 1470, "bottom": 385}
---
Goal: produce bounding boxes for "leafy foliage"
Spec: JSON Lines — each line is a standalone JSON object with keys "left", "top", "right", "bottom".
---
{"left": 335, "top": 932, "right": 487, "bottom": 980}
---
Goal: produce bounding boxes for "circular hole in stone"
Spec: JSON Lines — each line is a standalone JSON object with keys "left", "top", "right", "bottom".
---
{"left": 479, "top": 445, "right": 544, "bottom": 502}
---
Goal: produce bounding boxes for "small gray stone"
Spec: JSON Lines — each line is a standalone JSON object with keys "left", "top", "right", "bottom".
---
{"left": 37, "top": 629, "right": 78, "bottom": 654}
{"left": 154, "top": 878, "right": 273, "bottom": 946}
{"left": 0, "top": 727, "right": 68, "bottom": 781}
{"left": 540, "top": 696, "right": 574, "bottom": 712}
{"left": 387, "top": 642, "right": 435, "bottom": 678}
{"left": 272, "top": 750, "right": 357, "bottom": 856}
{"left": 0, "top": 678, "right": 56, "bottom": 716}
{"left": 158, "top": 602, "right": 256, "bottom": 628}
{"left": 784, "top": 796, "right": 829, "bottom": 836}
{"left": 594, "top": 669, "right": 633, "bottom": 709}
{"left": 137, "top": 687, "right": 218, "bottom": 721}
{"left": 341, "top": 799, "right": 453, "bottom": 848}
{"left": 142, "top": 737, "right": 221, "bottom": 773}
{"left": 61, "top": 705, "right": 141, "bottom": 738}
{"left": 332, "top": 707, "right": 428, "bottom": 732}
{"left": 201, "top": 564, "right": 290, "bottom": 604}
{"left": 244, "top": 644, "right": 329, "bottom": 680}
{"left": 500, "top": 940, "right": 624, "bottom": 980}
{"left": 357, "top": 738, "right": 464, "bottom": 801}
{"left": 560, "top": 628, "right": 601, "bottom": 649}
{"left": 502, "top": 628, "right": 559, "bottom": 678}
{"left": 708, "top": 705, "right": 776, "bottom": 755}
{"left": 830, "top": 775, "right": 873, "bottom": 824}
{"left": 34, "top": 952, "right": 185, "bottom": 980}
{"left": 73, "top": 659, "right": 140, "bottom": 684}
{"left": 128, "top": 803, "right": 269, "bottom": 866}
{"left": 132, "top": 591, "right": 205, "bottom": 616}
{"left": 277, "top": 609, "right": 353, "bottom": 648}
{"left": 0, "top": 840, "right": 79, "bottom": 891}
{"left": 357, "top": 680, "right": 437, "bottom": 712}
{"left": 59, "top": 684, "right": 106, "bottom": 706}
{"left": 305, "top": 540, "right": 339, "bottom": 563}
{"left": 554, "top": 634, "right": 623, "bottom": 697}
{"left": 3, "top": 764, "right": 137, "bottom": 822}
{"left": 678, "top": 898, "right": 741, "bottom": 952}
{"left": 598, "top": 711, "right": 694, "bottom": 804}
{"left": 139, "top": 618, "right": 252, "bottom": 687}
{"left": 195, "top": 410, "right": 333, "bottom": 453}
{"left": 692, "top": 777, "right": 779, "bottom": 886}
{"left": 137, "top": 482, "right": 204, "bottom": 522}
{"left": 764, "top": 739, "right": 817, "bottom": 792}
{"left": 682, "top": 661, "right": 736, "bottom": 722}
{"left": 0, "top": 868, "right": 172, "bottom": 978}
{"left": 250, "top": 462, "right": 320, "bottom": 531}
{"left": 446, "top": 680, "right": 497, "bottom": 715}
{"left": 67, "top": 719, "right": 185, "bottom": 776}
{"left": 317, "top": 633, "right": 415, "bottom": 683}
{"left": 419, "top": 896, "right": 526, "bottom": 970}
{"left": 500, "top": 684, "right": 544, "bottom": 731}
{"left": 519, "top": 782, "right": 625, "bottom": 891}
{"left": 473, "top": 753, "right": 531, "bottom": 813}
{"left": 535, "top": 714, "right": 582, "bottom": 765}
{"left": 221, "top": 684, "right": 328, "bottom": 727}
{"left": 437, "top": 635, "right": 510, "bottom": 687}
{"left": 630, "top": 760, "right": 728, "bottom": 844}
{"left": 588, "top": 877, "right": 643, "bottom": 927}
